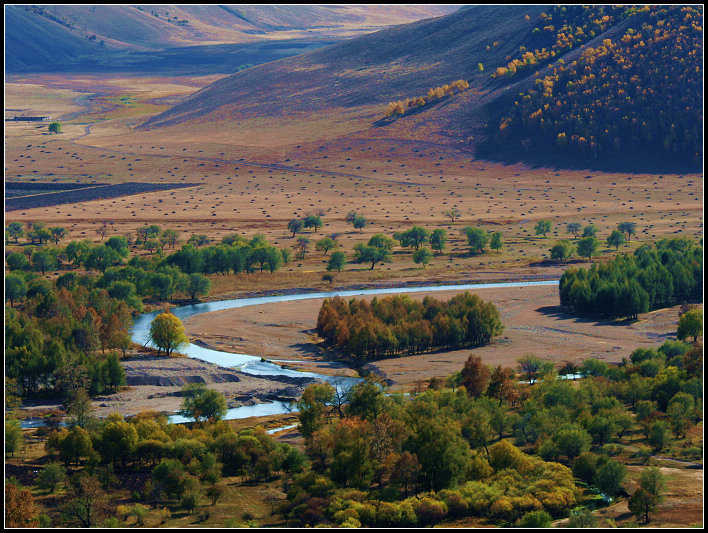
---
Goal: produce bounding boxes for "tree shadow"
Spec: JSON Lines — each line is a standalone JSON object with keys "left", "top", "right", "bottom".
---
{"left": 535, "top": 305, "right": 640, "bottom": 327}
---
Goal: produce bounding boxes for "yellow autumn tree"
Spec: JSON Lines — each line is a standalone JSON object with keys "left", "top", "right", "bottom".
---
{"left": 149, "top": 311, "right": 188, "bottom": 356}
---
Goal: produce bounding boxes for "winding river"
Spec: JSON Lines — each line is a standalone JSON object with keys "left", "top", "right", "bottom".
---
{"left": 130, "top": 280, "right": 559, "bottom": 423}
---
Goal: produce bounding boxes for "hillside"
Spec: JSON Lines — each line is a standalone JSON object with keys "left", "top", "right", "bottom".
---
{"left": 140, "top": 5, "right": 702, "bottom": 171}
{"left": 139, "top": 5, "right": 546, "bottom": 128}
{"left": 5, "top": 5, "right": 458, "bottom": 73}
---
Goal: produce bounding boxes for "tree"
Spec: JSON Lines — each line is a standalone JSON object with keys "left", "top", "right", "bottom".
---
{"left": 149, "top": 312, "right": 188, "bottom": 356}
{"left": 607, "top": 230, "right": 625, "bottom": 250}
{"left": 462, "top": 227, "right": 488, "bottom": 254}
{"left": 490, "top": 232, "right": 503, "bottom": 252}
{"left": 7, "top": 222, "right": 24, "bottom": 243}
{"left": 31, "top": 249, "right": 56, "bottom": 274}
{"left": 206, "top": 485, "right": 224, "bottom": 506}
{"left": 629, "top": 468, "right": 665, "bottom": 524}
{"left": 6, "top": 252, "right": 29, "bottom": 271}
{"left": 582, "top": 225, "right": 598, "bottom": 238}
{"left": 647, "top": 421, "right": 669, "bottom": 451}
{"left": 315, "top": 237, "right": 337, "bottom": 256}
{"left": 5, "top": 417, "right": 24, "bottom": 456}
{"left": 354, "top": 244, "right": 391, "bottom": 270}
{"left": 59, "top": 426, "right": 94, "bottom": 466}
{"left": 567, "top": 507, "right": 598, "bottom": 527}
{"left": 352, "top": 215, "right": 367, "bottom": 232}
{"left": 49, "top": 226, "right": 66, "bottom": 245}
{"left": 535, "top": 220, "right": 552, "bottom": 237}
{"left": 413, "top": 248, "right": 433, "bottom": 268}
{"left": 48, "top": 121, "right": 62, "bottom": 134}
{"left": 295, "top": 237, "right": 310, "bottom": 260}
{"left": 430, "top": 229, "right": 447, "bottom": 254}
{"left": 518, "top": 355, "right": 551, "bottom": 384}
{"left": 105, "top": 235, "right": 129, "bottom": 257}
{"left": 187, "top": 273, "right": 210, "bottom": 301}
{"left": 550, "top": 240, "right": 574, "bottom": 262}
{"left": 6, "top": 483, "right": 39, "bottom": 527}
{"left": 297, "top": 383, "right": 335, "bottom": 440}
{"left": 161, "top": 229, "right": 180, "bottom": 249}
{"left": 593, "top": 459, "right": 626, "bottom": 497}
{"left": 37, "top": 463, "right": 66, "bottom": 493}
{"left": 618, "top": 222, "right": 637, "bottom": 242}
{"left": 396, "top": 226, "right": 430, "bottom": 250}
{"left": 576, "top": 237, "right": 598, "bottom": 259}
{"left": 460, "top": 355, "right": 491, "bottom": 397}
{"left": 667, "top": 392, "right": 694, "bottom": 437}
{"left": 629, "top": 487, "right": 656, "bottom": 524}
{"left": 5, "top": 274, "right": 27, "bottom": 307}
{"left": 62, "top": 474, "right": 110, "bottom": 527}
{"left": 517, "top": 510, "right": 552, "bottom": 527}
{"left": 180, "top": 384, "right": 227, "bottom": 423}
{"left": 327, "top": 251, "right": 346, "bottom": 272}
{"left": 567, "top": 222, "right": 581, "bottom": 238}
{"left": 443, "top": 208, "right": 461, "bottom": 223}
{"left": 677, "top": 308, "right": 702, "bottom": 342}
{"left": 304, "top": 215, "right": 323, "bottom": 233}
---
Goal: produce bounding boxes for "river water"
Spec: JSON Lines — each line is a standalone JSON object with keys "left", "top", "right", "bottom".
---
{"left": 128, "top": 280, "right": 559, "bottom": 423}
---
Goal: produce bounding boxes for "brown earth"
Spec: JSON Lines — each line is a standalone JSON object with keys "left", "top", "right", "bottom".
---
{"left": 184, "top": 284, "right": 683, "bottom": 390}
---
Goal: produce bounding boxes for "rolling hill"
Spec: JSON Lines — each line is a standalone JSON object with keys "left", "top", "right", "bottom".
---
{"left": 5, "top": 5, "right": 458, "bottom": 72}
{"left": 140, "top": 5, "right": 702, "bottom": 171}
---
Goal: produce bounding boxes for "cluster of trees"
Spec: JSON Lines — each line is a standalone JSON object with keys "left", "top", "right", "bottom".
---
{"left": 5, "top": 276, "right": 130, "bottom": 399}
{"left": 19, "top": 388, "right": 306, "bottom": 527}
{"left": 461, "top": 226, "right": 503, "bottom": 254}
{"left": 488, "top": 5, "right": 701, "bottom": 166}
{"left": 287, "top": 214, "right": 323, "bottom": 237}
{"left": 385, "top": 80, "right": 469, "bottom": 118}
{"left": 316, "top": 292, "right": 503, "bottom": 361}
{"left": 286, "top": 333, "right": 700, "bottom": 526}
{"left": 165, "top": 233, "right": 288, "bottom": 275}
{"left": 492, "top": 5, "right": 626, "bottom": 79}
{"left": 559, "top": 239, "right": 702, "bottom": 319}
{"left": 550, "top": 222, "right": 639, "bottom": 262}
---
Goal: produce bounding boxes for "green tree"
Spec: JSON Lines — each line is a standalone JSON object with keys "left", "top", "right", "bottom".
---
{"left": 618, "top": 222, "right": 637, "bottom": 242}
{"left": 31, "top": 249, "right": 56, "bottom": 274}
{"left": 7, "top": 222, "right": 24, "bottom": 243}
{"left": 607, "top": 230, "right": 625, "bottom": 250}
{"left": 5, "top": 417, "right": 24, "bottom": 457}
{"left": 567, "top": 222, "right": 581, "bottom": 238}
{"left": 180, "top": 384, "right": 227, "bottom": 423}
{"left": 98, "top": 420, "right": 138, "bottom": 466}
{"left": 352, "top": 215, "right": 367, "bottom": 232}
{"left": 567, "top": 507, "right": 598, "bottom": 527}
{"left": 677, "top": 308, "right": 702, "bottom": 342}
{"left": 49, "top": 227, "right": 66, "bottom": 245}
{"left": 315, "top": 237, "right": 338, "bottom": 255}
{"left": 354, "top": 244, "right": 391, "bottom": 270}
{"left": 327, "top": 251, "right": 346, "bottom": 272}
{"left": 462, "top": 227, "right": 488, "bottom": 254}
{"left": 629, "top": 467, "right": 665, "bottom": 524}
{"left": 36, "top": 463, "right": 66, "bottom": 493}
{"left": 396, "top": 226, "right": 430, "bottom": 250}
{"left": 647, "top": 420, "right": 669, "bottom": 451}
{"left": 5, "top": 274, "right": 27, "bottom": 307}
{"left": 593, "top": 459, "right": 626, "bottom": 497}
{"left": 582, "top": 225, "right": 598, "bottom": 238}
{"left": 297, "top": 383, "right": 335, "bottom": 440}
{"left": 490, "top": 231, "right": 503, "bottom": 252}
{"left": 149, "top": 312, "right": 188, "bottom": 356}
{"left": 187, "top": 273, "right": 210, "bottom": 301}
{"left": 517, "top": 510, "right": 552, "bottom": 527}
{"left": 535, "top": 220, "right": 552, "bottom": 237}
{"left": 304, "top": 215, "right": 323, "bottom": 233}
{"left": 413, "top": 247, "right": 433, "bottom": 268}
{"left": 550, "top": 240, "right": 574, "bottom": 262}
{"left": 576, "top": 236, "right": 598, "bottom": 259}
{"left": 443, "top": 208, "right": 461, "bottom": 223}
{"left": 48, "top": 122, "right": 62, "bottom": 134}
{"left": 430, "top": 229, "right": 447, "bottom": 254}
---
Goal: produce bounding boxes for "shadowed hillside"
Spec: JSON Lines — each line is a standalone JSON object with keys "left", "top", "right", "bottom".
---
{"left": 140, "top": 5, "right": 702, "bottom": 172}
{"left": 5, "top": 5, "right": 458, "bottom": 73}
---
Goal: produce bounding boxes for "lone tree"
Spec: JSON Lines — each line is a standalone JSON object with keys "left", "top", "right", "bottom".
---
{"left": 534, "top": 220, "right": 552, "bottom": 237}
{"left": 567, "top": 222, "right": 581, "bottom": 238}
{"left": 413, "top": 248, "right": 433, "bottom": 268}
{"left": 352, "top": 215, "right": 367, "bottom": 232}
{"left": 443, "top": 207, "right": 461, "bottom": 223}
{"left": 582, "top": 225, "right": 598, "bottom": 238}
{"left": 48, "top": 122, "right": 62, "bottom": 134}
{"left": 149, "top": 311, "right": 188, "bottom": 356}
{"left": 303, "top": 215, "right": 323, "bottom": 233}
{"left": 430, "top": 229, "right": 447, "bottom": 254}
{"left": 629, "top": 467, "right": 665, "bottom": 524}
{"left": 327, "top": 251, "right": 346, "bottom": 272}
{"left": 490, "top": 232, "right": 503, "bottom": 252}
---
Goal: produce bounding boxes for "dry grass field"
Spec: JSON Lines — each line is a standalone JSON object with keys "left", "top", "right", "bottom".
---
{"left": 5, "top": 74, "right": 702, "bottom": 299}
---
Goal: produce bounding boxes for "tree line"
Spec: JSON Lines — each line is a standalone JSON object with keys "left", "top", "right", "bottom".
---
{"left": 559, "top": 238, "right": 702, "bottom": 319}
{"left": 316, "top": 292, "right": 503, "bottom": 361}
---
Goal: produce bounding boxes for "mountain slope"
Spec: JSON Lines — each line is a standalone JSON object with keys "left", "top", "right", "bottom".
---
{"left": 5, "top": 5, "right": 459, "bottom": 72}
{"left": 140, "top": 5, "right": 546, "bottom": 128}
